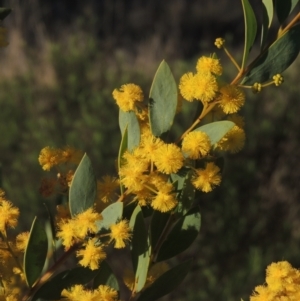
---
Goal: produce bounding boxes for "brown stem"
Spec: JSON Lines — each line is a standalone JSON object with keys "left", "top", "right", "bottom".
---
{"left": 176, "top": 101, "right": 217, "bottom": 144}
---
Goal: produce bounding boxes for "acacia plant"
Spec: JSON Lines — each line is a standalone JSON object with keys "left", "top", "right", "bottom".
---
{"left": 0, "top": 1, "right": 300, "bottom": 301}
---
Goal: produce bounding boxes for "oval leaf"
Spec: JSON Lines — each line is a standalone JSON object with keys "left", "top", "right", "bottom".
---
{"left": 156, "top": 207, "right": 201, "bottom": 262}
{"left": 175, "top": 170, "right": 196, "bottom": 217}
{"left": 118, "top": 126, "right": 128, "bottom": 194}
{"left": 149, "top": 60, "right": 177, "bottom": 137}
{"left": 195, "top": 121, "right": 235, "bottom": 145}
{"left": 129, "top": 205, "right": 151, "bottom": 292}
{"left": 242, "top": 24, "right": 300, "bottom": 85}
{"left": 32, "top": 267, "right": 99, "bottom": 300}
{"left": 119, "top": 110, "right": 140, "bottom": 151}
{"left": 261, "top": 0, "right": 274, "bottom": 49}
{"left": 69, "top": 153, "right": 97, "bottom": 217}
{"left": 93, "top": 260, "right": 119, "bottom": 292}
{"left": 150, "top": 210, "right": 170, "bottom": 249}
{"left": 241, "top": 0, "right": 257, "bottom": 68}
{"left": 96, "top": 202, "right": 123, "bottom": 232}
{"left": 24, "top": 217, "right": 48, "bottom": 287}
{"left": 136, "top": 259, "right": 193, "bottom": 301}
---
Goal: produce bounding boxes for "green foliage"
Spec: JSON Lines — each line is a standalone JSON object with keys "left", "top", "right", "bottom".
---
{"left": 24, "top": 217, "right": 48, "bottom": 287}
{"left": 136, "top": 259, "right": 193, "bottom": 301}
{"left": 32, "top": 267, "right": 100, "bottom": 300}
{"left": 119, "top": 110, "right": 140, "bottom": 151}
{"left": 93, "top": 261, "right": 120, "bottom": 291}
{"left": 241, "top": 0, "right": 257, "bottom": 68}
{"left": 195, "top": 121, "right": 235, "bottom": 145}
{"left": 1, "top": 1, "right": 300, "bottom": 301}
{"left": 69, "top": 154, "right": 97, "bottom": 217}
{"left": 130, "top": 205, "right": 151, "bottom": 293}
{"left": 149, "top": 60, "right": 178, "bottom": 137}
{"left": 156, "top": 207, "right": 201, "bottom": 262}
{"left": 275, "top": 0, "right": 299, "bottom": 24}
{"left": 242, "top": 24, "right": 300, "bottom": 85}
{"left": 96, "top": 202, "right": 123, "bottom": 232}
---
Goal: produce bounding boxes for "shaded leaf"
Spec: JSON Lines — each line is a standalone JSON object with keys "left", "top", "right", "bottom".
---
{"left": 32, "top": 267, "right": 99, "bottom": 300}
{"left": 69, "top": 153, "right": 97, "bottom": 217}
{"left": 261, "top": 0, "right": 274, "bottom": 49}
{"left": 241, "top": 0, "right": 257, "bottom": 68}
{"left": 129, "top": 205, "right": 151, "bottom": 292}
{"left": 156, "top": 207, "right": 201, "bottom": 262}
{"left": 150, "top": 210, "right": 170, "bottom": 249}
{"left": 275, "top": 0, "right": 299, "bottom": 24}
{"left": 242, "top": 24, "right": 300, "bottom": 85}
{"left": 24, "top": 217, "right": 48, "bottom": 288}
{"left": 136, "top": 259, "right": 193, "bottom": 301}
{"left": 93, "top": 261, "right": 119, "bottom": 292}
{"left": 119, "top": 110, "right": 140, "bottom": 151}
{"left": 149, "top": 60, "right": 177, "bottom": 137}
{"left": 175, "top": 170, "right": 196, "bottom": 217}
{"left": 195, "top": 121, "right": 235, "bottom": 145}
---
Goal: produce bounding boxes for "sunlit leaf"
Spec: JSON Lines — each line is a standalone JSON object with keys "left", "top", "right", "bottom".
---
{"left": 24, "top": 217, "right": 48, "bottom": 288}
{"left": 149, "top": 60, "right": 177, "bottom": 137}
{"left": 241, "top": 0, "right": 257, "bottom": 68}
{"left": 242, "top": 24, "right": 300, "bottom": 85}
{"left": 195, "top": 121, "right": 235, "bottom": 145}
{"left": 69, "top": 153, "right": 97, "bottom": 217}
{"left": 130, "top": 205, "right": 151, "bottom": 292}
{"left": 136, "top": 259, "right": 193, "bottom": 301}
{"left": 96, "top": 202, "right": 123, "bottom": 232}
{"left": 156, "top": 207, "right": 201, "bottom": 262}
{"left": 119, "top": 110, "right": 140, "bottom": 151}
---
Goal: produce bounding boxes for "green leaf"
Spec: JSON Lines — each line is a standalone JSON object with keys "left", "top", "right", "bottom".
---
{"left": 242, "top": 24, "right": 300, "bottom": 85}
{"left": 241, "top": 0, "right": 257, "bottom": 68}
{"left": 93, "top": 261, "right": 119, "bottom": 292}
{"left": 96, "top": 202, "right": 123, "bottom": 232}
{"left": 136, "top": 259, "right": 193, "bottom": 301}
{"left": 119, "top": 110, "right": 140, "bottom": 151}
{"left": 129, "top": 205, "right": 151, "bottom": 292}
{"left": 24, "top": 217, "right": 48, "bottom": 288}
{"left": 149, "top": 60, "right": 177, "bottom": 137}
{"left": 118, "top": 126, "right": 128, "bottom": 194}
{"left": 195, "top": 121, "right": 235, "bottom": 145}
{"left": 175, "top": 170, "right": 196, "bottom": 216}
{"left": 261, "top": 0, "right": 274, "bottom": 50}
{"left": 69, "top": 153, "right": 97, "bottom": 217}
{"left": 156, "top": 207, "right": 201, "bottom": 262}
{"left": 150, "top": 211, "right": 170, "bottom": 249}
{"left": 0, "top": 8, "right": 12, "bottom": 20}
{"left": 275, "top": 0, "right": 299, "bottom": 24}
{"left": 32, "top": 267, "right": 99, "bottom": 300}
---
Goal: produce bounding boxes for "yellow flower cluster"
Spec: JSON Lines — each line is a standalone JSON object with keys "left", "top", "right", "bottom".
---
{"left": 0, "top": 189, "right": 19, "bottom": 235}
{"left": 61, "top": 284, "right": 119, "bottom": 301}
{"left": 112, "top": 83, "right": 144, "bottom": 112}
{"left": 38, "top": 146, "right": 83, "bottom": 171}
{"left": 179, "top": 55, "right": 245, "bottom": 115}
{"left": 38, "top": 146, "right": 83, "bottom": 198}
{"left": 251, "top": 261, "right": 300, "bottom": 301}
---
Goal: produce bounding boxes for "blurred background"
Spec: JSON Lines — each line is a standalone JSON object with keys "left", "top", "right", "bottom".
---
{"left": 0, "top": 0, "right": 300, "bottom": 300}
